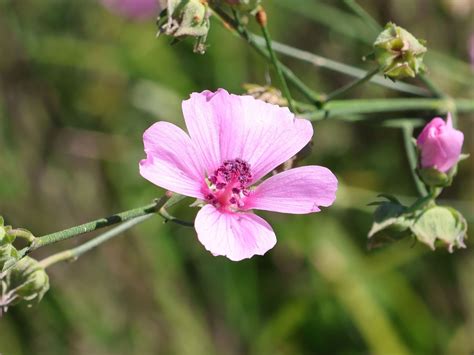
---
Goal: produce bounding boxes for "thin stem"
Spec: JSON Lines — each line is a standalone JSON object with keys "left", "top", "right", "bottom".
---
{"left": 300, "top": 98, "right": 474, "bottom": 121}
{"left": 256, "top": 9, "right": 296, "bottom": 112}
{"left": 30, "top": 196, "right": 170, "bottom": 252}
{"left": 159, "top": 208, "right": 194, "bottom": 227}
{"left": 343, "top": 0, "right": 382, "bottom": 34}
{"left": 38, "top": 214, "right": 154, "bottom": 269}
{"left": 211, "top": 6, "right": 323, "bottom": 107}
{"left": 323, "top": 67, "right": 379, "bottom": 102}
{"left": 8, "top": 229, "right": 36, "bottom": 243}
{"left": 419, "top": 74, "right": 446, "bottom": 98}
{"left": 402, "top": 124, "right": 428, "bottom": 196}
{"left": 252, "top": 37, "right": 429, "bottom": 96}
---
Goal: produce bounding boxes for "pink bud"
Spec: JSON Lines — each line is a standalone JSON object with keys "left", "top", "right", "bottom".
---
{"left": 417, "top": 113, "right": 464, "bottom": 172}
{"left": 101, "top": 0, "right": 161, "bottom": 20}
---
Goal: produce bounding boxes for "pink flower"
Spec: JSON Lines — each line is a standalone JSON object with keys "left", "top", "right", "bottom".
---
{"left": 417, "top": 113, "right": 464, "bottom": 173}
{"left": 140, "top": 89, "right": 338, "bottom": 261}
{"left": 101, "top": 0, "right": 160, "bottom": 20}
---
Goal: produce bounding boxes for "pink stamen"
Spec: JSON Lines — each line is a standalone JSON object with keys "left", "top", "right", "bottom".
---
{"left": 206, "top": 159, "right": 252, "bottom": 210}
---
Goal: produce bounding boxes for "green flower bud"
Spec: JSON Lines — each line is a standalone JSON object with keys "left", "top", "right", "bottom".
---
{"left": 410, "top": 206, "right": 467, "bottom": 252}
{"left": 417, "top": 167, "right": 451, "bottom": 188}
{"left": 2, "top": 257, "right": 49, "bottom": 310}
{"left": 157, "top": 0, "right": 211, "bottom": 54}
{"left": 373, "top": 22, "right": 427, "bottom": 79}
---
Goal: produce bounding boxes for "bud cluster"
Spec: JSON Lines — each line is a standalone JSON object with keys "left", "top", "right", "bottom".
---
{"left": 1, "top": 217, "right": 49, "bottom": 315}
{"left": 157, "top": 0, "right": 211, "bottom": 54}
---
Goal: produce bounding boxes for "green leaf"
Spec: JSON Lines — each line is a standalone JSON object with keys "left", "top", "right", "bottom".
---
{"left": 368, "top": 201, "right": 413, "bottom": 249}
{"left": 0, "top": 243, "right": 18, "bottom": 272}
{"left": 5, "top": 256, "right": 49, "bottom": 306}
{"left": 410, "top": 206, "right": 467, "bottom": 252}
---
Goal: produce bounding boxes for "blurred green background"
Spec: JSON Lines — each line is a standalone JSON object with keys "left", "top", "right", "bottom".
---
{"left": 0, "top": 0, "right": 473, "bottom": 354}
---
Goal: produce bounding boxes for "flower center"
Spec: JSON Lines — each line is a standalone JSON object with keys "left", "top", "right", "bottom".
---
{"left": 205, "top": 158, "right": 252, "bottom": 210}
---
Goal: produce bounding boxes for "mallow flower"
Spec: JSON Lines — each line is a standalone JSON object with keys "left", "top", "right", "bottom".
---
{"left": 417, "top": 113, "right": 464, "bottom": 173}
{"left": 140, "top": 89, "right": 338, "bottom": 261}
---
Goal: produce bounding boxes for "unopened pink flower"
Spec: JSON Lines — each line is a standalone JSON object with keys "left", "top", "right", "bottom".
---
{"left": 417, "top": 113, "right": 464, "bottom": 173}
{"left": 101, "top": 0, "right": 160, "bottom": 20}
{"left": 140, "top": 89, "right": 338, "bottom": 261}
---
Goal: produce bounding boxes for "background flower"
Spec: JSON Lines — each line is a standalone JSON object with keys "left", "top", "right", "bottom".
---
{"left": 101, "top": 0, "right": 160, "bottom": 20}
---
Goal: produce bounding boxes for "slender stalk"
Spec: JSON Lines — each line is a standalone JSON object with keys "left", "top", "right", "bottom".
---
{"left": 343, "top": 0, "right": 382, "bottom": 33}
{"left": 159, "top": 208, "right": 194, "bottom": 227}
{"left": 323, "top": 67, "right": 379, "bottom": 102}
{"left": 419, "top": 74, "right": 446, "bottom": 98}
{"left": 211, "top": 6, "right": 323, "bottom": 106}
{"left": 38, "top": 214, "right": 154, "bottom": 268}
{"left": 256, "top": 9, "right": 296, "bottom": 112}
{"left": 252, "top": 37, "right": 429, "bottom": 96}
{"left": 8, "top": 229, "right": 36, "bottom": 243}
{"left": 300, "top": 98, "right": 474, "bottom": 121}
{"left": 29, "top": 196, "right": 170, "bottom": 252}
{"left": 401, "top": 124, "right": 427, "bottom": 196}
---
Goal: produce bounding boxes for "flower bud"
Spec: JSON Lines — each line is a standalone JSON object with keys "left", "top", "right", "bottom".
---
{"left": 373, "top": 22, "right": 427, "bottom": 79}
{"left": 410, "top": 206, "right": 467, "bottom": 252}
{"left": 2, "top": 257, "right": 49, "bottom": 310}
{"left": 417, "top": 113, "right": 464, "bottom": 174}
{"left": 157, "top": 0, "right": 211, "bottom": 54}
{"left": 0, "top": 217, "right": 18, "bottom": 272}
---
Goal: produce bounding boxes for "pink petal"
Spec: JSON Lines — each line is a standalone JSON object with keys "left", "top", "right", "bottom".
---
{"left": 244, "top": 166, "right": 338, "bottom": 214}
{"left": 182, "top": 89, "right": 313, "bottom": 180}
{"left": 139, "top": 121, "right": 205, "bottom": 199}
{"left": 194, "top": 205, "right": 277, "bottom": 261}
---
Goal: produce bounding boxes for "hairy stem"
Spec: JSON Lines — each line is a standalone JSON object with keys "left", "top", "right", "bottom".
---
{"left": 38, "top": 214, "right": 154, "bottom": 268}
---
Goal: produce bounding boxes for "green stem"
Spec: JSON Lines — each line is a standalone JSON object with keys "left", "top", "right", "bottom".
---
{"left": 300, "top": 98, "right": 474, "bottom": 120}
{"left": 419, "top": 74, "right": 446, "bottom": 98}
{"left": 258, "top": 14, "right": 296, "bottom": 112}
{"left": 29, "top": 196, "right": 170, "bottom": 252}
{"left": 252, "top": 37, "right": 429, "bottom": 96}
{"left": 211, "top": 7, "right": 323, "bottom": 106}
{"left": 323, "top": 67, "right": 379, "bottom": 102}
{"left": 8, "top": 229, "right": 36, "bottom": 243}
{"left": 343, "top": 0, "right": 382, "bottom": 33}
{"left": 401, "top": 124, "right": 428, "bottom": 196}
{"left": 38, "top": 214, "right": 154, "bottom": 268}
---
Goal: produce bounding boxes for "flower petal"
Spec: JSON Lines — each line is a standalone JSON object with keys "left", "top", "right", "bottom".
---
{"left": 181, "top": 90, "right": 224, "bottom": 174}
{"left": 139, "top": 121, "right": 205, "bottom": 198}
{"left": 244, "top": 166, "right": 338, "bottom": 214}
{"left": 195, "top": 205, "right": 277, "bottom": 261}
{"left": 182, "top": 89, "right": 313, "bottom": 180}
